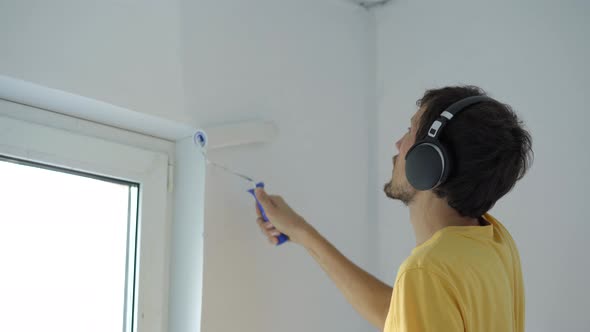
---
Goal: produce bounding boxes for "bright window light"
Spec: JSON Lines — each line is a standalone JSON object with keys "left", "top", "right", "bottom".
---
{"left": 0, "top": 156, "right": 139, "bottom": 332}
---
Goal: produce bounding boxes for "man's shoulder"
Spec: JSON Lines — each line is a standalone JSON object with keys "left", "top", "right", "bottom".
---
{"left": 398, "top": 224, "right": 490, "bottom": 276}
{"left": 400, "top": 232, "right": 460, "bottom": 272}
{"left": 399, "top": 213, "right": 518, "bottom": 279}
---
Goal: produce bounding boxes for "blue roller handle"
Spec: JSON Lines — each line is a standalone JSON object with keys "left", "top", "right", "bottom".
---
{"left": 248, "top": 182, "right": 289, "bottom": 245}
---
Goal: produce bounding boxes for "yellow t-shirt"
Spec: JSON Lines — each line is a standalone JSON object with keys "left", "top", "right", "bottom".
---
{"left": 383, "top": 213, "right": 524, "bottom": 332}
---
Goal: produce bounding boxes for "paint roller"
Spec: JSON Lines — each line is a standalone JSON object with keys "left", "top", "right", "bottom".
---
{"left": 193, "top": 121, "right": 289, "bottom": 245}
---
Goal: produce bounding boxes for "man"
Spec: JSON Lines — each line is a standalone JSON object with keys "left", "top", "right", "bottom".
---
{"left": 254, "top": 86, "right": 532, "bottom": 331}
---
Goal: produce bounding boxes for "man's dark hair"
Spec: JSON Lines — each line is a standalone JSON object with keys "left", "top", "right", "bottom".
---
{"left": 415, "top": 85, "right": 533, "bottom": 218}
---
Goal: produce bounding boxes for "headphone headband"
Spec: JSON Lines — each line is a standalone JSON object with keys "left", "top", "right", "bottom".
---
{"left": 443, "top": 95, "right": 493, "bottom": 118}
{"left": 427, "top": 95, "right": 493, "bottom": 139}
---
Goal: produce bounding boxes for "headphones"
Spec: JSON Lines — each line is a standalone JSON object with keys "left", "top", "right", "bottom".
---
{"left": 405, "top": 95, "right": 494, "bottom": 191}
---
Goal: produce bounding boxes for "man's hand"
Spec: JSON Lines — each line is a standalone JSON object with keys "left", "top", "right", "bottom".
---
{"left": 254, "top": 187, "right": 312, "bottom": 245}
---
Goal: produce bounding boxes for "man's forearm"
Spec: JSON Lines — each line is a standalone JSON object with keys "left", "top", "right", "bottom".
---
{"left": 299, "top": 225, "right": 393, "bottom": 329}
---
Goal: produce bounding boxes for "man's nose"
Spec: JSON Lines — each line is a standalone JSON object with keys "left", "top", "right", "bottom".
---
{"left": 395, "top": 138, "right": 402, "bottom": 151}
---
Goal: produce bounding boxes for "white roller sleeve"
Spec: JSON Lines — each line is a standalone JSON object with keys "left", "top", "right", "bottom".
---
{"left": 195, "top": 121, "right": 278, "bottom": 150}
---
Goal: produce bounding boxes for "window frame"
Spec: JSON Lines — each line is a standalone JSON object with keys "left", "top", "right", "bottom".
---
{"left": 0, "top": 99, "right": 174, "bottom": 332}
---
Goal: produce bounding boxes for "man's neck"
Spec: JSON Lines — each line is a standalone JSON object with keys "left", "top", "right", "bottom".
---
{"left": 409, "top": 191, "right": 481, "bottom": 246}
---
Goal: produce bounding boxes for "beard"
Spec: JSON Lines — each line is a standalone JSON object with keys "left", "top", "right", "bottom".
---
{"left": 383, "top": 180, "right": 416, "bottom": 205}
{"left": 383, "top": 157, "right": 416, "bottom": 205}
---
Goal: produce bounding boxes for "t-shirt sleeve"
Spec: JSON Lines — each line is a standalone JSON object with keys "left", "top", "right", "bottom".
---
{"left": 385, "top": 268, "right": 464, "bottom": 332}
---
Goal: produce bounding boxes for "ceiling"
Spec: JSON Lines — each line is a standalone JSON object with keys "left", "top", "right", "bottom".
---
{"left": 344, "top": 0, "right": 391, "bottom": 9}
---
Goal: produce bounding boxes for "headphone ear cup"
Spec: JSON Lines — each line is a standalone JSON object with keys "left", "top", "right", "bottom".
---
{"left": 405, "top": 140, "right": 446, "bottom": 191}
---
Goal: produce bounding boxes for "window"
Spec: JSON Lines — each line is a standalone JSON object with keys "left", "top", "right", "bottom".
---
{"left": 0, "top": 157, "right": 139, "bottom": 332}
{"left": 0, "top": 101, "right": 172, "bottom": 332}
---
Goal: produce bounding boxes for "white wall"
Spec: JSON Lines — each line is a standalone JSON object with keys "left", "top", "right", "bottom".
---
{"left": 375, "top": 1, "right": 590, "bottom": 331}
{"left": 0, "top": 0, "right": 187, "bottom": 124}
{"left": 179, "top": 1, "right": 375, "bottom": 331}
{"left": 0, "top": 1, "right": 377, "bottom": 331}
